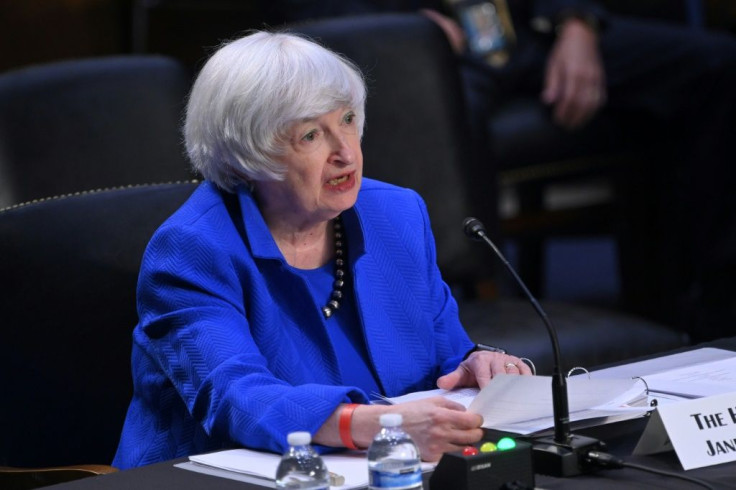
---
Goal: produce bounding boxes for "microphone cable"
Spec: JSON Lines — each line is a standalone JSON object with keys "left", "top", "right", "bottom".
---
{"left": 585, "top": 451, "right": 716, "bottom": 490}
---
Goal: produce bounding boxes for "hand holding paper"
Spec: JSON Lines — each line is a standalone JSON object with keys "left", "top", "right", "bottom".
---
{"left": 382, "top": 373, "right": 649, "bottom": 435}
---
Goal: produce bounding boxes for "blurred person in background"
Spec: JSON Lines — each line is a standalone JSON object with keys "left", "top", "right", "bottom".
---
{"left": 271, "top": 0, "right": 736, "bottom": 342}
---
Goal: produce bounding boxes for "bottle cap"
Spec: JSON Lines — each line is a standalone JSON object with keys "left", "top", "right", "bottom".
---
{"left": 287, "top": 431, "right": 312, "bottom": 446}
{"left": 379, "top": 413, "right": 403, "bottom": 427}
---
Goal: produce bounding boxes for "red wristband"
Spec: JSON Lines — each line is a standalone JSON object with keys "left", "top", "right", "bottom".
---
{"left": 339, "top": 403, "right": 360, "bottom": 450}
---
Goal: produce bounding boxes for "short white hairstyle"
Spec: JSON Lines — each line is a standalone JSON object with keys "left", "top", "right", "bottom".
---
{"left": 184, "top": 31, "right": 367, "bottom": 191}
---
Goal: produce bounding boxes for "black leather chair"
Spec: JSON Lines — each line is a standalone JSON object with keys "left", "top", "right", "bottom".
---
{"left": 291, "top": 13, "right": 688, "bottom": 373}
{"left": 0, "top": 55, "right": 196, "bottom": 208}
{"left": 0, "top": 182, "right": 197, "bottom": 474}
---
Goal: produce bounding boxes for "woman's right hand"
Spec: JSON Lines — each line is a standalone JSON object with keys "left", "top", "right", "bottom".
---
{"left": 351, "top": 397, "right": 484, "bottom": 462}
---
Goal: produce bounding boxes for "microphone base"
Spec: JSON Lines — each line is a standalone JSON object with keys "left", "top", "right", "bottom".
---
{"left": 531, "top": 434, "right": 607, "bottom": 477}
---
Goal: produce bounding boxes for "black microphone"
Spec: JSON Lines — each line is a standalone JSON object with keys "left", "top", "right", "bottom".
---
{"left": 462, "top": 217, "right": 606, "bottom": 477}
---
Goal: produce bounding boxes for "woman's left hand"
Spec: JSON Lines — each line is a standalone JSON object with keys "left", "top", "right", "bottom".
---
{"left": 436, "top": 351, "right": 533, "bottom": 390}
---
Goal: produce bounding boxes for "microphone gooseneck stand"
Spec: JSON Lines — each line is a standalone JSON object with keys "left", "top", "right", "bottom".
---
{"left": 462, "top": 217, "right": 606, "bottom": 477}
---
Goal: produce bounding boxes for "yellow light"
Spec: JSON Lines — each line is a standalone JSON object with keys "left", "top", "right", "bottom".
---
{"left": 480, "top": 442, "right": 497, "bottom": 452}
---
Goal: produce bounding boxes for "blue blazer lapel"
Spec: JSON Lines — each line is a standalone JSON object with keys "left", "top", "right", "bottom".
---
{"left": 350, "top": 224, "right": 439, "bottom": 397}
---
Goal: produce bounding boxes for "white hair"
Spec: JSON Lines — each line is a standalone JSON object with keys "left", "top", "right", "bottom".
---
{"left": 184, "top": 31, "right": 367, "bottom": 191}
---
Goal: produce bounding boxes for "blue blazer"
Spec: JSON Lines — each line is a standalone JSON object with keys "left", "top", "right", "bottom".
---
{"left": 113, "top": 178, "right": 473, "bottom": 469}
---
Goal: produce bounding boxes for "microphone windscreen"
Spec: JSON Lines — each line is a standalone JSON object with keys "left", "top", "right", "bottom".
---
{"left": 462, "top": 217, "right": 486, "bottom": 240}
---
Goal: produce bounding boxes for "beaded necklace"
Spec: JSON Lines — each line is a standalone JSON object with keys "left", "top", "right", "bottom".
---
{"left": 322, "top": 215, "right": 345, "bottom": 318}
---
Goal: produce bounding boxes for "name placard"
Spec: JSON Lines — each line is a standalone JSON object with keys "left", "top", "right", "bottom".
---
{"left": 634, "top": 392, "right": 736, "bottom": 470}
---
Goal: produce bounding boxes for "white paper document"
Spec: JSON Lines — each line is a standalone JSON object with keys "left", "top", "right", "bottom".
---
{"left": 591, "top": 348, "right": 736, "bottom": 399}
{"left": 470, "top": 374, "right": 649, "bottom": 434}
{"left": 636, "top": 356, "right": 736, "bottom": 398}
{"left": 179, "top": 448, "right": 435, "bottom": 489}
{"left": 382, "top": 373, "right": 649, "bottom": 435}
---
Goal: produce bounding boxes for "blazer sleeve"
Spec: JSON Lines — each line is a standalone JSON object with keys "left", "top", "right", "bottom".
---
{"left": 134, "top": 222, "right": 368, "bottom": 455}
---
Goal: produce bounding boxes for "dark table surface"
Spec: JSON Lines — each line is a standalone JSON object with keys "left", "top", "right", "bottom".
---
{"left": 47, "top": 337, "right": 736, "bottom": 489}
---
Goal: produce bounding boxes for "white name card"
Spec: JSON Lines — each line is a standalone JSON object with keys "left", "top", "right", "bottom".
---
{"left": 634, "top": 391, "right": 736, "bottom": 470}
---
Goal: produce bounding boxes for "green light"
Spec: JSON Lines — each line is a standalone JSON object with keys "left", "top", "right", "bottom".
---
{"left": 497, "top": 437, "right": 516, "bottom": 451}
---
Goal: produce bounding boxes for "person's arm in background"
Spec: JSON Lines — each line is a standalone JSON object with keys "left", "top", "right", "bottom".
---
{"left": 423, "top": 0, "right": 608, "bottom": 129}
{"left": 269, "top": 0, "right": 604, "bottom": 130}
{"left": 532, "top": 0, "right": 610, "bottom": 129}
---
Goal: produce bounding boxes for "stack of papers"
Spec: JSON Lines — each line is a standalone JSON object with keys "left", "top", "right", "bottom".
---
{"left": 177, "top": 448, "right": 435, "bottom": 489}
{"left": 381, "top": 348, "right": 736, "bottom": 435}
{"left": 381, "top": 373, "right": 650, "bottom": 435}
{"left": 591, "top": 347, "right": 736, "bottom": 399}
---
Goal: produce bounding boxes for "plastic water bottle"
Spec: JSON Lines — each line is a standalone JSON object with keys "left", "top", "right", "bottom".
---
{"left": 367, "top": 413, "right": 423, "bottom": 489}
{"left": 275, "top": 431, "right": 330, "bottom": 489}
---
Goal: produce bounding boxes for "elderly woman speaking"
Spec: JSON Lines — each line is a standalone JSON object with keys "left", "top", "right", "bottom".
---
{"left": 113, "top": 30, "right": 530, "bottom": 469}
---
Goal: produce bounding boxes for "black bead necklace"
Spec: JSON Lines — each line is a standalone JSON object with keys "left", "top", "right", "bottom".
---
{"left": 322, "top": 215, "right": 345, "bottom": 319}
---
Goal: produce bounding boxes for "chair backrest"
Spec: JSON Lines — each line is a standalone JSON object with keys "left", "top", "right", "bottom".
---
{"left": 291, "top": 13, "right": 496, "bottom": 285}
{"left": 0, "top": 182, "right": 197, "bottom": 467}
{"left": 0, "top": 55, "right": 196, "bottom": 208}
